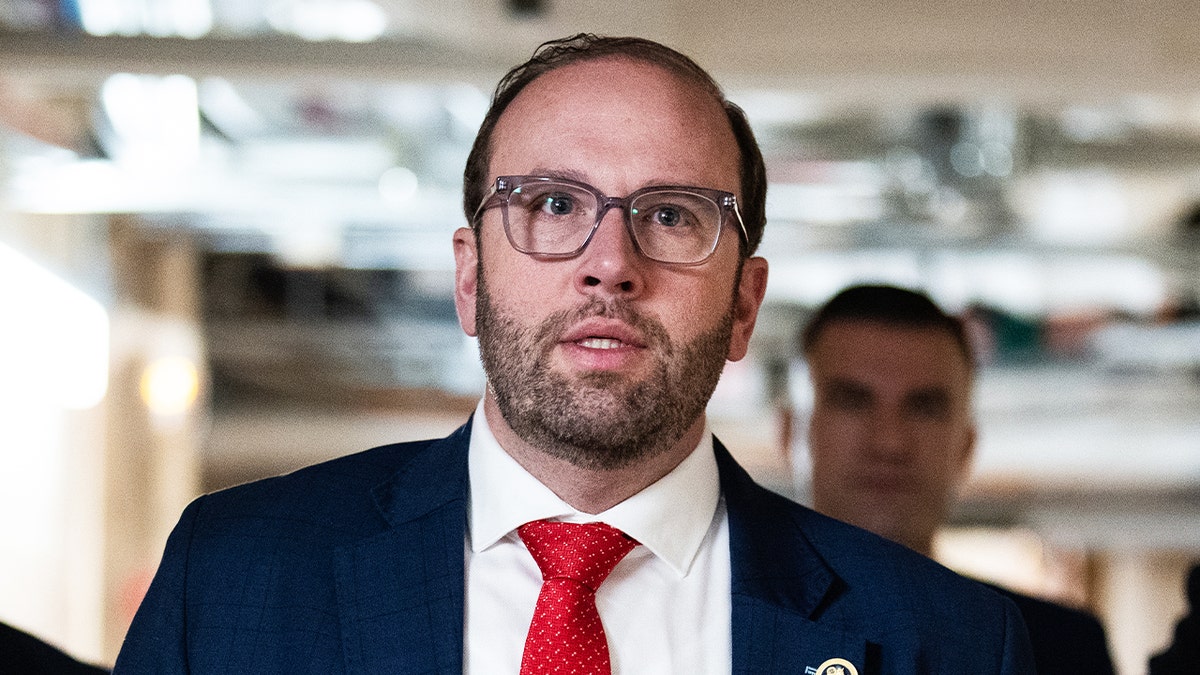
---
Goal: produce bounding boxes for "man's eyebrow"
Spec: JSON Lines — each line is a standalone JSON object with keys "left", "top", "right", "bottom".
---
{"left": 527, "top": 168, "right": 689, "bottom": 191}
{"left": 530, "top": 167, "right": 589, "bottom": 183}
{"left": 905, "top": 387, "right": 952, "bottom": 404}
{"left": 825, "top": 377, "right": 871, "bottom": 393}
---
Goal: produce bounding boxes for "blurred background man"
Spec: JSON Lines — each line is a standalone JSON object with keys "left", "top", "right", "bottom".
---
{"left": 1, "top": 620, "right": 109, "bottom": 674}
{"left": 800, "top": 283, "right": 1116, "bottom": 674}
{"left": 1149, "top": 561, "right": 1200, "bottom": 674}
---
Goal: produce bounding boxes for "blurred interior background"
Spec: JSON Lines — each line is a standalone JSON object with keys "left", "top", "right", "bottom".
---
{"left": 1, "top": 0, "right": 1199, "bottom": 671}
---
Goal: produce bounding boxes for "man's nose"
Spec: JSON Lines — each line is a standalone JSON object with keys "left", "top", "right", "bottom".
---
{"left": 867, "top": 408, "right": 913, "bottom": 460}
{"left": 573, "top": 207, "right": 646, "bottom": 297}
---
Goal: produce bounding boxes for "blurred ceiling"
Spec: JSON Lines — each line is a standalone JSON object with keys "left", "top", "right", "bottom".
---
{"left": 3, "top": 1, "right": 1200, "bottom": 253}
{"left": 4, "top": 0, "right": 1200, "bottom": 100}
{"left": 1, "top": 0, "right": 1199, "bottom": 500}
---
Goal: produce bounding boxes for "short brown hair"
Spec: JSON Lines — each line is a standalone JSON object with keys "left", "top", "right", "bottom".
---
{"left": 801, "top": 284, "right": 976, "bottom": 373}
{"left": 461, "top": 33, "right": 767, "bottom": 256}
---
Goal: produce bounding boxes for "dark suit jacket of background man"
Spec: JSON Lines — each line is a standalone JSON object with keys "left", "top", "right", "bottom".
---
{"left": 0, "top": 621, "right": 110, "bottom": 674}
{"left": 114, "top": 419, "right": 1035, "bottom": 673}
{"left": 1149, "top": 562, "right": 1200, "bottom": 675}
{"left": 988, "top": 583, "right": 1115, "bottom": 675}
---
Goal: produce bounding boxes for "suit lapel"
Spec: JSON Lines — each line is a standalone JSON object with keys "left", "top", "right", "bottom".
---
{"left": 716, "top": 440, "right": 871, "bottom": 675}
{"left": 731, "top": 595, "right": 868, "bottom": 675}
{"left": 334, "top": 422, "right": 472, "bottom": 675}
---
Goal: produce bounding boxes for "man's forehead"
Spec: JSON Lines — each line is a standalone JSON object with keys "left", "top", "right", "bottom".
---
{"left": 493, "top": 57, "right": 730, "bottom": 141}
{"left": 821, "top": 371, "right": 956, "bottom": 396}
{"left": 812, "top": 321, "right": 971, "bottom": 381}
{"left": 486, "top": 57, "right": 740, "bottom": 191}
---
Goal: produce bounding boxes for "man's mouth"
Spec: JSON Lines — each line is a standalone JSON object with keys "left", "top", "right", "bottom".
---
{"left": 858, "top": 473, "right": 917, "bottom": 493}
{"left": 561, "top": 318, "right": 647, "bottom": 351}
{"left": 577, "top": 337, "right": 627, "bottom": 350}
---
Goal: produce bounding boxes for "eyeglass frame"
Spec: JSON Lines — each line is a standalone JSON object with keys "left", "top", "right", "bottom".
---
{"left": 471, "top": 175, "right": 751, "bottom": 266}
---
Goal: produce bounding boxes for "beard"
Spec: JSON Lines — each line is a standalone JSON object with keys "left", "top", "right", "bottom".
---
{"left": 475, "top": 269, "right": 736, "bottom": 471}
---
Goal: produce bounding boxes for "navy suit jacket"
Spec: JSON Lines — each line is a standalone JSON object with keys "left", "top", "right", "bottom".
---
{"left": 1149, "top": 562, "right": 1200, "bottom": 675}
{"left": 987, "top": 583, "right": 1115, "bottom": 675}
{"left": 115, "top": 420, "right": 1034, "bottom": 673}
{"left": 0, "top": 622, "right": 110, "bottom": 675}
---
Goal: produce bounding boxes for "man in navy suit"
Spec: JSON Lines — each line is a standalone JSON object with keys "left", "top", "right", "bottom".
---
{"left": 799, "top": 284, "right": 1115, "bottom": 674}
{"left": 0, "top": 621, "right": 109, "bottom": 674}
{"left": 1150, "top": 562, "right": 1200, "bottom": 674}
{"left": 115, "top": 35, "right": 1034, "bottom": 673}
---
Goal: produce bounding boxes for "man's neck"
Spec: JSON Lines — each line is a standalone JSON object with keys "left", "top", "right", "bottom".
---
{"left": 481, "top": 395, "right": 707, "bottom": 514}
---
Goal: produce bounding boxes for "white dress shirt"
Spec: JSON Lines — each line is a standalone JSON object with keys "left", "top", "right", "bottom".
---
{"left": 464, "top": 401, "right": 732, "bottom": 674}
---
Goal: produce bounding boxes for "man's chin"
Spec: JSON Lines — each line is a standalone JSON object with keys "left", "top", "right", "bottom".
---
{"left": 561, "top": 371, "right": 650, "bottom": 405}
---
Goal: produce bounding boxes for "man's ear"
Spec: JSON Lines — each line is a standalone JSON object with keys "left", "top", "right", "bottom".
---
{"left": 727, "top": 256, "right": 769, "bottom": 362}
{"left": 452, "top": 227, "right": 479, "bottom": 337}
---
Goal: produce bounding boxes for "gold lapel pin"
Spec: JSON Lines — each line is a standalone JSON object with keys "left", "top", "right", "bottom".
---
{"left": 816, "top": 657, "right": 859, "bottom": 675}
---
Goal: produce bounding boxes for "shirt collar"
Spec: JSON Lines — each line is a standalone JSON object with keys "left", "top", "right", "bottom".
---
{"left": 467, "top": 400, "right": 721, "bottom": 578}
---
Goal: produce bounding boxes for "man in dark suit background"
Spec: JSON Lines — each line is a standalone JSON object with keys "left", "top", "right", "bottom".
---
{"left": 800, "top": 283, "right": 1115, "bottom": 674}
{"left": 114, "top": 35, "right": 1034, "bottom": 673}
{"left": 1149, "top": 561, "right": 1200, "bottom": 674}
{"left": 1, "top": 620, "right": 109, "bottom": 674}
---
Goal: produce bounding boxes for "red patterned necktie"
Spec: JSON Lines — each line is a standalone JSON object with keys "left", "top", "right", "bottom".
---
{"left": 517, "top": 520, "right": 638, "bottom": 675}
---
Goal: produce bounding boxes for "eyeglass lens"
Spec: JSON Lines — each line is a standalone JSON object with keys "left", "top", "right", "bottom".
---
{"left": 503, "top": 180, "right": 722, "bottom": 264}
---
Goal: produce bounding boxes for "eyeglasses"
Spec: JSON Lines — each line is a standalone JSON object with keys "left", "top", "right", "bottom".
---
{"left": 473, "top": 175, "right": 748, "bottom": 266}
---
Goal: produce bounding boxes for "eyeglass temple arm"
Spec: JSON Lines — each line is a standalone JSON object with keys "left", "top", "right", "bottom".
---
{"left": 725, "top": 195, "right": 750, "bottom": 246}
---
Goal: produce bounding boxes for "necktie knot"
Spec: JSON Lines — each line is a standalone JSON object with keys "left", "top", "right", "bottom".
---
{"left": 518, "top": 520, "right": 637, "bottom": 590}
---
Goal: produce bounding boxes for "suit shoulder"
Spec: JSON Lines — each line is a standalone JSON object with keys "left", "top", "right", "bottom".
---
{"left": 717, "top": 452, "right": 1033, "bottom": 669}
{"left": 188, "top": 425, "right": 469, "bottom": 534}
{"left": 989, "top": 583, "right": 1105, "bottom": 629}
{"left": 717, "top": 448, "right": 1000, "bottom": 609}
{"left": 733, "top": 476, "right": 1010, "bottom": 610}
{"left": 987, "top": 583, "right": 1115, "bottom": 673}
{"left": 811, "top": 509, "right": 990, "bottom": 588}
{"left": 210, "top": 436, "right": 437, "bottom": 499}
{"left": 778, "top": 501, "right": 1021, "bottom": 624}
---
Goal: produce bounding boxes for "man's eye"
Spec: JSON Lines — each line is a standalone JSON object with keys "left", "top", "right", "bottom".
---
{"left": 541, "top": 194, "right": 575, "bottom": 216}
{"left": 652, "top": 206, "right": 682, "bottom": 227}
{"left": 827, "top": 387, "right": 870, "bottom": 410}
{"left": 908, "top": 394, "right": 950, "bottom": 419}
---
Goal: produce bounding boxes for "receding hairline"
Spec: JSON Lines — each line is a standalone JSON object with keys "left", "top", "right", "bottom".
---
{"left": 491, "top": 54, "right": 735, "bottom": 141}
{"left": 490, "top": 56, "right": 737, "bottom": 164}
